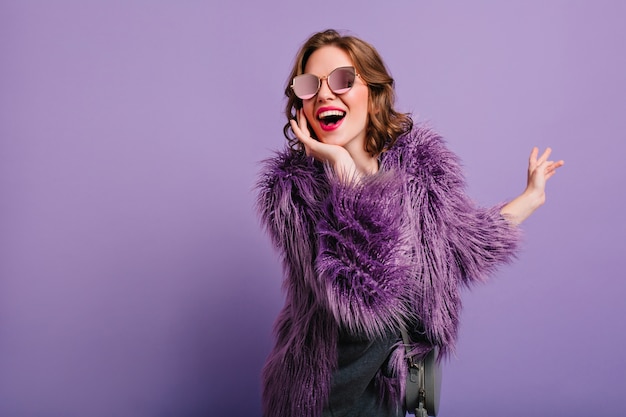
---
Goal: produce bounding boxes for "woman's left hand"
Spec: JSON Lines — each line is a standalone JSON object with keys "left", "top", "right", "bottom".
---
{"left": 526, "top": 147, "right": 565, "bottom": 205}
{"left": 501, "top": 147, "right": 564, "bottom": 225}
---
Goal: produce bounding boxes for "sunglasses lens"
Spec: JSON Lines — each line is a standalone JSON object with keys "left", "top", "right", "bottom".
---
{"left": 329, "top": 67, "right": 356, "bottom": 94}
{"left": 292, "top": 74, "right": 319, "bottom": 100}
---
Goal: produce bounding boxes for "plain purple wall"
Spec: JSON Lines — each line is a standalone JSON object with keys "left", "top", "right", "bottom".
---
{"left": 1, "top": 1, "right": 624, "bottom": 416}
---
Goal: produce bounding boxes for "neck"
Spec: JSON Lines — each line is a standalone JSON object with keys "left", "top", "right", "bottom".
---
{"left": 346, "top": 142, "right": 379, "bottom": 176}
{"left": 355, "top": 153, "right": 379, "bottom": 176}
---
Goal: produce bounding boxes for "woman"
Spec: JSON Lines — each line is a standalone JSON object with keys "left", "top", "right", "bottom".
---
{"left": 256, "top": 29, "right": 564, "bottom": 417}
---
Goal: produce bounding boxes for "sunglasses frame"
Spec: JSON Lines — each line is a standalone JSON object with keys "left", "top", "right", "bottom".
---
{"left": 291, "top": 66, "right": 361, "bottom": 100}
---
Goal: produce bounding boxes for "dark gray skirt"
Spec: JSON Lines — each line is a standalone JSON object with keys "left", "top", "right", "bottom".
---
{"left": 322, "top": 329, "right": 404, "bottom": 417}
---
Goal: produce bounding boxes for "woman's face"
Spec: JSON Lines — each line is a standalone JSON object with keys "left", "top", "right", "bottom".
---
{"left": 301, "top": 46, "right": 369, "bottom": 154}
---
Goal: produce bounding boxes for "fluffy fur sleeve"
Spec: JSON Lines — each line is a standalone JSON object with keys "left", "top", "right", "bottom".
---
{"left": 417, "top": 129, "right": 520, "bottom": 285}
{"left": 256, "top": 149, "right": 338, "bottom": 417}
{"left": 389, "top": 126, "right": 521, "bottom": 286}
{"left": 315, "top": 167, "right": 415, "bottom": 339}
{"left": 255, "top": 149, "right": 328, "bottom": 301}
{"left": 383, "top": 126, "right": 522, "bottom": 352}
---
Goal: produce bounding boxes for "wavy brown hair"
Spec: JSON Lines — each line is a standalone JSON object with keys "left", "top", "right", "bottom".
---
{"left": 283, "top": 29, "right": 413, "bottom": 157}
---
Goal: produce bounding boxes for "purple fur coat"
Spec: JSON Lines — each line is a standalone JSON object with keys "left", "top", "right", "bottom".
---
{"left": 256, "top": 125, "right": 521, "bottom": 417}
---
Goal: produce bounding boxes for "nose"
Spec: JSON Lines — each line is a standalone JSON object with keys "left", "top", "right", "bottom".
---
{"left": 316, "top": 77, "right": 335, "bottom": 101}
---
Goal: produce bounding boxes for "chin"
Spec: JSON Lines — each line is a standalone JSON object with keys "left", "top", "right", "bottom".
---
{"left": 318, "top": 137, "right": 347, "bottom": 147}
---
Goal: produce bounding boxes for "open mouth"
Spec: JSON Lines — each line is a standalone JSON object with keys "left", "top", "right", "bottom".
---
{"left": 318, "top": 109, "right": 346, "bottom": 129}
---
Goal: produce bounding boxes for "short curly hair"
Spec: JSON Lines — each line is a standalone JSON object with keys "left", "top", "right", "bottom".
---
{"left": 283, "top": 29, "right": 413, "bottom": 157}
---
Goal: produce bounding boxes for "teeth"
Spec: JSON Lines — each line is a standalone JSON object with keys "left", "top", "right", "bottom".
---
{"left": 318, "top": 110, "right": 345, "bottom": 119}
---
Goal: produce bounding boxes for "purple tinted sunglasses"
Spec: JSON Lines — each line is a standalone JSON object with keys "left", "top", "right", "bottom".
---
{"left": 291, "top": 66, "right": 360, "bottom": 100}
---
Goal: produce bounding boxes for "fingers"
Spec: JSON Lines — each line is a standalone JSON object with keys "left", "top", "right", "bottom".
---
{"left": 290, "top": 110, "right": 314, "bottom": 155}
{"left": 290, "top": 110, "right": 314, "bottom": 141}
{"left": 537, "top": 147, "right": 552, "bottom": 166}
{"left": 544, "top": 160, "right": 565, "bottom": 179}
{"left": 528, "top": 147, "right": 540, "bottom": 174}
{"left": 289, "top": 111, "right": 304, "bottom": 138}
{"left": 529, "top": 147, "right": 556, "bottom": 171}
{"left": 543, "top": 158, "right": 564, "bottom": 173}
{"left": 297, "top": 109, "right": 310, "bottom": 137}
{"left": 527, "top": 146, "right": 564, "bottom": 187}
{"left": 529, "top": 147, "right": 539, "bottom": 164}
{"left": 289, "top": 118, "right": 305, "bottom": 142}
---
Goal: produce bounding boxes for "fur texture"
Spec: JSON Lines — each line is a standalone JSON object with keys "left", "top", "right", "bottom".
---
{"left": 256, "top": 125, "right": 521, "bottom": 417}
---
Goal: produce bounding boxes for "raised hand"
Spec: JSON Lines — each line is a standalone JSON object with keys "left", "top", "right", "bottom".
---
{"left": 526, "top": 147, "right": 565, "bottom": 204}
{"left": 500, "top": 147, "right": 565, "bottom": 225}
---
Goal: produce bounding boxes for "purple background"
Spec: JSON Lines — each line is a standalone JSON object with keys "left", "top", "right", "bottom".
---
{"left": 1, "top": 1, "right": 624, "bottom": 416}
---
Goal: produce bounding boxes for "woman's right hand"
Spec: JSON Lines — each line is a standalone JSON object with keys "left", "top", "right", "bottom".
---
{"left": 289, "top": 109, "right": 358, "bottom": 182}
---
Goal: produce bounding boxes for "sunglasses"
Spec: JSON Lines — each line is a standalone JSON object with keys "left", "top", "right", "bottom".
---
{"left": 291, "top": 66, "right": 360, "bottom": 100}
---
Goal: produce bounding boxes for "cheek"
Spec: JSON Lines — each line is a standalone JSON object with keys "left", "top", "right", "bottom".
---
{"left": 353, "top": 93, "right": 370, "bottom": 122}
{"left": 302, "top": 102, "right": 315, "bottom": 124}
{"left": 348, "top": 86, "right": 369, "bottom": 114}
{"left": 302, "top": 102, "right": 321, "bottom": 136}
